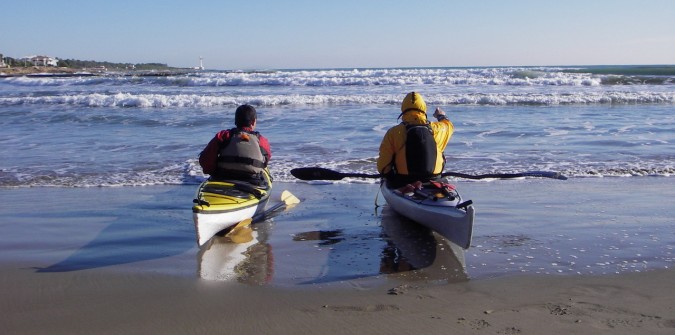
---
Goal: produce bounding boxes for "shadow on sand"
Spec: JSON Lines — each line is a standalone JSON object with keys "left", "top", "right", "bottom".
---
{"left": 36, "top": 187, "right": 194, "bottom": 273}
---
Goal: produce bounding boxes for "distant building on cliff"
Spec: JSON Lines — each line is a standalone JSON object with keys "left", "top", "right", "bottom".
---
{"left": 23, "top": 55, "right": 58, "bottom": 67}
{"left": 0, "top": 54, "right": 6, "bottom": 68}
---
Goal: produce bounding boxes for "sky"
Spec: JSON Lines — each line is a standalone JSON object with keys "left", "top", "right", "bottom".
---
{"left": 2, "top": 0, "right": 674, "bottom": 70}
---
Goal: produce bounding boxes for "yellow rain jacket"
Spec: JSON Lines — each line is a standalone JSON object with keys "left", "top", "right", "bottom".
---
{"left": 377, "top": 93, "right": 454, "bottom": 177}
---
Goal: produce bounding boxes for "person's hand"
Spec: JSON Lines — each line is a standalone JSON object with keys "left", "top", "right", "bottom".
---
{"left": 433, "top": 107, "right": 446, "bottom": 119}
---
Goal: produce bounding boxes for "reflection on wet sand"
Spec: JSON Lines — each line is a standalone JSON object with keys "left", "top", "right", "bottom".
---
{"left": 197, "top": 206, "right": 467, "bottom": 285}
{"left": 379, "top": 206, "right": 467, "bottom": 283}
{"left": 292, "top": 230, "right": 345, "bottom": 245}
{"left": 197, "top": 223, "right": 273, "bottom": 284}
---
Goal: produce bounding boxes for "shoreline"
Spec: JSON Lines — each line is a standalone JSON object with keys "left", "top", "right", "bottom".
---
{"left": 0, "top": 66, "right": 195, "bottom": 78}
{"left": 0, "top": 66, "right": 88, "bottom": 77}
{"left": 0, "top": 66, "right": 277, "bottom": 78}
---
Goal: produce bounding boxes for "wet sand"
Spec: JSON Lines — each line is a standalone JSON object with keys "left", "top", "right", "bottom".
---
{"left": 1, "top": 178, "right": 674, "bottom": 334}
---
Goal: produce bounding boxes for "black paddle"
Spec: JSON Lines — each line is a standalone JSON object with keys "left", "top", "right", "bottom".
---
{"left": 290, "top": 167, "right": 567, "bottom": 181}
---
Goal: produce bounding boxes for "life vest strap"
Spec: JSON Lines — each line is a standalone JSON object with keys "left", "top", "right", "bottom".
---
{"left": 218, "top": 156, "right": 266, "bottom": 168}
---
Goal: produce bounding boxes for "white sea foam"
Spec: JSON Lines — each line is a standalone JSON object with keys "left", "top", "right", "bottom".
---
{"left": 1, "top": 91, "right": 672, "bottom": 108}
{"left": 0, "top": 67, "right": 605, "bottom": 88}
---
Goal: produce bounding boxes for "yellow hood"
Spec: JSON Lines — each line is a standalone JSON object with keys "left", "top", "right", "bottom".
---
{"left": 401, "top": 110, "right": 428, "bottom": 125}
{"left": 399, "top": 92, "right": 428, "bottom": 124}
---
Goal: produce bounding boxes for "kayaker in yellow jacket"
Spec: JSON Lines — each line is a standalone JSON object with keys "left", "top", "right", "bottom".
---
{"left": 377, "top": 92, "right": 454, "bottom": 188}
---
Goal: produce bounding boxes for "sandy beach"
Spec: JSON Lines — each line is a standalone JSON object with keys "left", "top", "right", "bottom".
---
{"left": 2, "top": 266, "right": 673, "bottom": 334}
{"left": 1, "top": 178, "right": 674, "bottom": 334}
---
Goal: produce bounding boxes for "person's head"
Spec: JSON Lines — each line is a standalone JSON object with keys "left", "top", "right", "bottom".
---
{"left": 235, "top": 104, "right": 257, "bottom": 128}
{"left": 399, "top": 92, "right": 427, "bottom": 122}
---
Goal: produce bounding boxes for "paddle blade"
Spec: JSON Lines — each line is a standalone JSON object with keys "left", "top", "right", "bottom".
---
{"left": 281, "top": 190, "right": 301, "bottom": 207}
{"left": 520, "top": 171, "right": 568, "bottom": 180}
{"left": 226, "top": 225, "right": 254, "bottom": 243}
{"left": 443, "top": 171, "right": 568, "bottom": 180}
{"left": 230, "top": 218, "right": 252, "bottom": 230}
{"left": 291, "top": 167, "right": 346, "bottom": 180}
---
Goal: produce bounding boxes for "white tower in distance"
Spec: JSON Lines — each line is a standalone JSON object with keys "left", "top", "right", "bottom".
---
{"left": 194, "top": 56, "right": 204, "bottom": 70}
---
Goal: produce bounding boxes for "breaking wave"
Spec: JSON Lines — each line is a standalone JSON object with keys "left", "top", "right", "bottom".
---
{"left": 1, "top": 91, "right": 672, "bottom": 108}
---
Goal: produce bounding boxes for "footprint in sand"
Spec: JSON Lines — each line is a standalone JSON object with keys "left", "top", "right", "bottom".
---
{"left": 456, "top": 317, "right": 490, "bottom": 329}
{"left": 469, "top": 319, "right": 491, "bottom": 330}
{"left": 546, "top": 301, "right": 666, "bottom": 330}
{"left": 658, "top": 319, "right": 675, "bottom": 328}
{"left": 546, "top": 303, "right": 572, "bottom": 316}
{"left": 497, "top": 327, "right": 522, "bottom": 334}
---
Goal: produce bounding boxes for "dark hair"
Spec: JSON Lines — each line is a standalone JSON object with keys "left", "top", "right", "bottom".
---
{"left": 235, "top": 104, "right": 257, "bottom": 127}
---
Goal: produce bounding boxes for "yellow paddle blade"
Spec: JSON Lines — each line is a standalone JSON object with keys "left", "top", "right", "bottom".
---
{"left": 227, "top": 225, "right": 254, "bottom": 243}
{"left": 231, "top": 218, "right": 252, "bottom": 230}
{"left": 224, "top": 218, "right": 252, "bottom": 240}
{"left": 281, "top": 190, "right": 300, "bottom": 207}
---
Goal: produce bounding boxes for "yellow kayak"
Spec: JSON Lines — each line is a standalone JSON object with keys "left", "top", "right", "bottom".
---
{"left": 192, "top": 170, "right": 272, "bottom": 246}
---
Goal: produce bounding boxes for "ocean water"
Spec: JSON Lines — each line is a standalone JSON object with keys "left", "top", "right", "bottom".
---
{"left": 1, "top": 66, "right": 673, "bottom": 187}
{"left": 1, "top": 66, "right": 673, "bottom": 284}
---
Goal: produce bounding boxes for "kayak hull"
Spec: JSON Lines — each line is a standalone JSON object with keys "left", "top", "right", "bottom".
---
{"left": 192, "top": 173, "right": 271, "bottom": 246}
{"left": 380, "top": 182, "right": 474, "bottom": 249}
{"left": 192, "top": 203, "right": 264, "bottom": 246}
